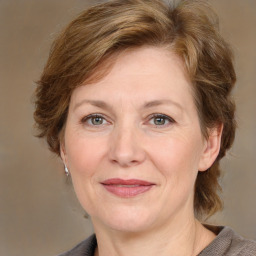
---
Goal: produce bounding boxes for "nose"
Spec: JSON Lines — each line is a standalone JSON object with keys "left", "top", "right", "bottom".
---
{"left": 109, "top": 123, "right": 146, "bottom": 167}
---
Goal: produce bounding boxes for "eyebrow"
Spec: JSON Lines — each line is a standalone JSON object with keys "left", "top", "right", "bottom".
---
{"left": 73, "top": 99, "right": 183, "bottom": 111}
{"left": 74, "top": 100, "right": 113, "bottom": 111}
{"left": 142, "top": 99, "right": 183, "bottom": 110}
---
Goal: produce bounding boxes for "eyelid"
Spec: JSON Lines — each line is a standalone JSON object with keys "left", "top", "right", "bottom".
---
{"left": 81, "top": 113, "right": 111, "bottom": 126}
{"left": 149, "top": 113, "right": 175, "bottom": 121}
{"left": 147, "top": 113, "right": 175, "bottom": 126}
{"left": 80, "top": 113, "right": 175, "bottom": 127}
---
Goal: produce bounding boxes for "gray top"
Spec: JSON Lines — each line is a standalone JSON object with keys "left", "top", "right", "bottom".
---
{"left": 58, "top": 226, "right": 256, "bottom": 256}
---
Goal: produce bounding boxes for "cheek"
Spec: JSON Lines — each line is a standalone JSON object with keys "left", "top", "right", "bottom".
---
{"left": 65, "top": 133, "right": 108, "bottom": 177}
{"left": 148, "top": 135, "right": 203, "bottom": 183}
{"left": 64, "top": 133, "right": 109, "bottom": 214}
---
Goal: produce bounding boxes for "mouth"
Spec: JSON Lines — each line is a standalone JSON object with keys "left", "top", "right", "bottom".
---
{"left": 101, "top": 178, "right": 156, "bottom": 198}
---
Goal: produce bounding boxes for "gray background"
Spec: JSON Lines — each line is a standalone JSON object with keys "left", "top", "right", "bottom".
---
{"left": 0, "top": 0, "right": 255, "bottom": 255}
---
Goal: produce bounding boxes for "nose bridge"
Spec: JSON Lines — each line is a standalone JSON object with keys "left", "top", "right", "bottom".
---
{"left": 109, "top": 119, "right": 145, "bottom": 167}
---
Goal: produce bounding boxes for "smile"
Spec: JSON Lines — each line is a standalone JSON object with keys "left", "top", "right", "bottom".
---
{"left": 101, "top": 178, "right": 155, "bottom": 198}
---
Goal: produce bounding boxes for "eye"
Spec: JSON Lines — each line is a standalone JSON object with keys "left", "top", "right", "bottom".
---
{"left": 148, "top": 114, "right": 175, "bottom": 127}
{"left": 81, "top": 114, "right": 108, "bottom": 126}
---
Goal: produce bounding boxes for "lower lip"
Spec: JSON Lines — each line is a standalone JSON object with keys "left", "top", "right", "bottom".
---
{"left": 102, "top": 184, "right": 154, "bottom": 198}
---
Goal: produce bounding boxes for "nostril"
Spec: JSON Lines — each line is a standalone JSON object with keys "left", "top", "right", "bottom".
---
{"left": 110, "top": 158, "right": 140, "bottom": 168}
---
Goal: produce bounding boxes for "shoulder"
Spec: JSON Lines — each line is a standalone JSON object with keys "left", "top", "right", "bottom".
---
{"left": 57, "top": 234, "right": 97, "bottom": 256}
{"left": 199, "top": 226, "right": 256, "bottom": 256}
{"left": 226, "top": 227, "right": 256, "bottom": 256}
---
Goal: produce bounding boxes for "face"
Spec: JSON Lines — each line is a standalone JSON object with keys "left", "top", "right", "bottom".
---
{"left": 61, "top": 47, "right": 219, "bottom": 233}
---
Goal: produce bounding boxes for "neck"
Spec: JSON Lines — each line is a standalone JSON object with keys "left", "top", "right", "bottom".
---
{"left": 93, "top": 217, "right": 215, "bottom": 256}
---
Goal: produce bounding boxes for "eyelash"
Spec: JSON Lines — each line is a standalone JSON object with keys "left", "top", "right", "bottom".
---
{"left": 81, "top": 113, "right": 175, "bottom": 128}
{"left": 148, "top": 113, "right": 175, "bottom": 127}
{"left": 81, "top": 114, "right": 109, "bottom": 126}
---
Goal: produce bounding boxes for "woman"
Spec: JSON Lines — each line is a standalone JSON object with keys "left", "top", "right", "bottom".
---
{"left": 34, "top": 0, "right": 256, "bottom": 255}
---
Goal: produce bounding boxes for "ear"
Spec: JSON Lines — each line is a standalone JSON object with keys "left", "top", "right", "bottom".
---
{"left": 60, "top": 141, "right": 67, "bottom": 166}
{"left": 198, "top": 123, "right": 223, "bottom": 172}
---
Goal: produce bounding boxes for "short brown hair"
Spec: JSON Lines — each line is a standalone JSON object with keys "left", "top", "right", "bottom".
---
{"left": 34, "top": 0, "right": 236, "bottom": 218}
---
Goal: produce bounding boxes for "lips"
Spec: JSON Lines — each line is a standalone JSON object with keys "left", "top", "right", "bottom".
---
{"left": 101, "top": 178, "right": 155, "bottom": 198}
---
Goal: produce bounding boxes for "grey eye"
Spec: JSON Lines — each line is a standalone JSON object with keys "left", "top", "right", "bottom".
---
{"left": 154, "top": 116, "right": 166, "bottom": 125}
{"left": 91, "top": 116, "right": 104, "bottom": 125}
{"left": 82, "top": 114, "right": 108, "bottom": 126}
{"left": 148, "top": 114, "right": 175, "bottom": 127}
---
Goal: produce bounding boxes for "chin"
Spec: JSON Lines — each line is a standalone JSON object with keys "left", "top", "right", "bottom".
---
{"left": 108, "top": 218, "right": 154, "bottom": 233}
{"left": 92, "top": 205, "right": 158, "bottom": 233}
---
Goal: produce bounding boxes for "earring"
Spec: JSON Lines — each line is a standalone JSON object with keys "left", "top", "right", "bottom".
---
{"left": 64, "top": 164, "right": 69, "bottom": 177}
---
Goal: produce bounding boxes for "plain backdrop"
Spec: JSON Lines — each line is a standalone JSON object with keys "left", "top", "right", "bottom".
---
{"left": 0, "top": 0, "right": 255, "bottom": 255}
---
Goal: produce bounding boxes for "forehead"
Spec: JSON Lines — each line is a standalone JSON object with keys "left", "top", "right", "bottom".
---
{"left": 70, "top": 46, "right": 195, "bottom": 110}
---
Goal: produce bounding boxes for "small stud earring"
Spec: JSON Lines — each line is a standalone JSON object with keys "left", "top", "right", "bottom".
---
{"left": 64, "top": 164, "right": 69, "bottom": 177}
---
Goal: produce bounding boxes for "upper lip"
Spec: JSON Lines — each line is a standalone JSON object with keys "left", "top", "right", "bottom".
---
{"left": 101, "top": 178, "right": 155, "bottom": 186}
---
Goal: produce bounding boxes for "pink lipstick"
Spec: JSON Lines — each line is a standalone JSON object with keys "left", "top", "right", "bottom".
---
{"left": 101, "top": 178, "right": 155, "bottom": 198}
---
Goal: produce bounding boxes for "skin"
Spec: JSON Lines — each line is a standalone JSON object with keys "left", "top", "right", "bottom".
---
{"left": 61, "top": 46, "right": 222, "bottom": 256}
